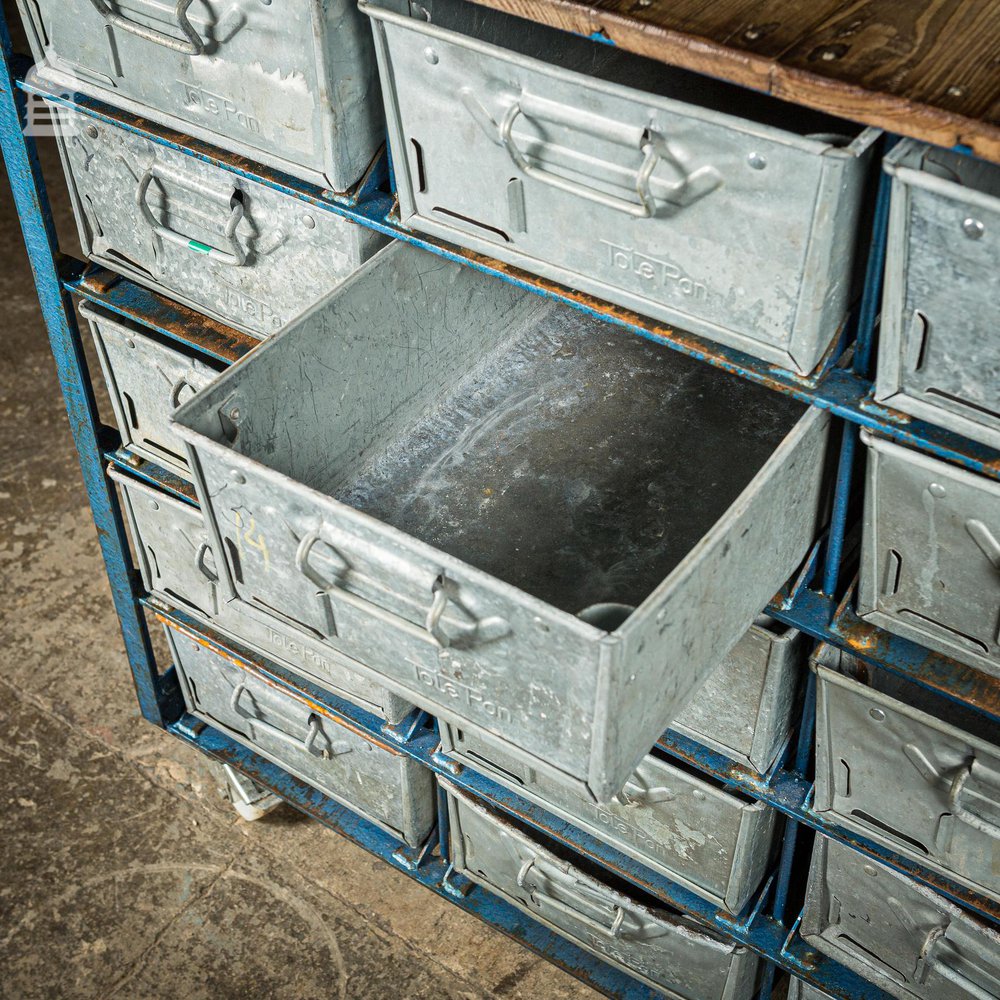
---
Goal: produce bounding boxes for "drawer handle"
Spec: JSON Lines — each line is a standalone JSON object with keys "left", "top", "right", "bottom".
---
{"left": 89, "top": 0, "right": 204, "bottom": 55}
{"left": 615, "top": 776, "right": 674, "bottom": 808}
{"left": 949, "top": 761, "right": 1000, "bottom": 839}
{"left": 920, "top": 926, "right": 998, "bottom": 999}
{"left": 230, "top": 683, "right": 346, "bottom": 759}
{"left": 195, "top": 541, "right": 219, "bottom": 583}
{"left": 517, "top": 858, "right": 626, "bottom": 938}
{"left": 497, "top": 99, "right": 720, "bottom": 218}
{"left": 297, "top": 529, "right": 508, "bottom": 649}
{"left": 169, "top": 377, "right": 199, "bottom": 410}
{"left": 137, "top": 164, "right": 247, "bottom": 266}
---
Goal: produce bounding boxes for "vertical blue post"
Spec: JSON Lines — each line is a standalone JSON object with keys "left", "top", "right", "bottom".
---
{"left": 0, "top": 17, "right": 172, "bottom": 726}
{"left": 820, "top": 138, "right": 896, "bottom": 599}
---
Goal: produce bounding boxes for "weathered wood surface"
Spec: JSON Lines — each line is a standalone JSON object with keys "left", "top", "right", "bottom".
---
{"left": 462, "top": 0, "right": 1000, "bottom": 161}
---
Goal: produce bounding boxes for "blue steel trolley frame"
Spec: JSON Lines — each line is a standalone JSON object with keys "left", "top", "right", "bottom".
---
{"left": 3, "top": 6, "right": 999, "bottom": 998}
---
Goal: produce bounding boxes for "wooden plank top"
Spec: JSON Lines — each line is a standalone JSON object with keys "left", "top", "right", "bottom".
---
{"left": 462, "top": 0, "right": 1000, "bottom": 162}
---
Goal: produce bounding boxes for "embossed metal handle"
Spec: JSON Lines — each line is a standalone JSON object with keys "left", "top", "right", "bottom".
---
{"left": 231, "top": 683, "right": 341, "bottom": 758}
{"left": 296, "top": 528, "right": 505, "bottom": 649}
{"left": 137, "top": 164, "right": 247, "bottom": 266}
{"left": 949, "top": 761, "right": 1000, "bottom": 838}
{"left": 614, "top": 776, "right": 674, "bottom": 808}
{"left": 195, "top": 541, "right": 218, "bottom": 583}
{"left": 169, "top": 377, "right": 198, "bottom": 410}
{"left": 517, "top": 858, "right": 626, "bottom": 938}
{"left": 921, "top": 927, "right": 998, "bottom": 999}
{"left": 497, "top": 97, "right": 721, "bottom": 218}
{"left": 89, "top": 0, "right": 204, "bottom": 54}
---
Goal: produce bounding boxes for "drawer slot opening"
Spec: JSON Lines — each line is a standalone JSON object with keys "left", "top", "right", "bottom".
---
{"left": 832, "top": 932, "right": 907, "bottom": 985}
{"left": 431, "top": 205, "right": 510, "bottom": 243}
{"left": 924, "top": 387, "right": 1000, "bottom": 422}
{"left": 849, "top": 809, "right": 930, "bottom": 855}
{"left": 103, "top": 247, "right": 156, "bottom": 280}
{"left": 898, "top": 608, "right": 990, "bottom": 657}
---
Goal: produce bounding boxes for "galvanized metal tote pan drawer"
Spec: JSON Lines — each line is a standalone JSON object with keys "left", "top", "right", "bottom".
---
{"left": 48, "top": 101, "right": 386, "bottom": 338}
{"left": 439, "top": 723, "right": 777, "bottom": 913}
{"left": 174, "top": 241, "right": 833, "bottom": 802}
{"left": 111, "top": 468, "right": 414, "bottom": 723}
{"left": 444, "top": 782, "right": 760, "bottom": 999}
{"left": 86, "top": 302, "right": 223, "bottom": 480}
{"left": 802, "top": 835, "right": 1000, "bottom": 1000}
{"left": 812, "top": 644, "right": 1000, "bottom": 905}
{"left": 669, "top": 615, "right": 805, "bottom": 774}
{"left": 164, "top": 618, "right": 435, "bottom": 847}
{"left": 18, "top": 0, "right": 383, "bottom": 192}
{"left": 363, "top": 0, "right": 879, "bottom": 374}
{"left": 876, "top": 140, "right": 1000, "bottom": 450}
{"left": 858, "top": 432, "right": 1000, "bottom": 675}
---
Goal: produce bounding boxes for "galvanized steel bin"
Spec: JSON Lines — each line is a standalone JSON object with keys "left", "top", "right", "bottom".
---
{"left": 802, "top": 835, "right": 1000, "bottom": 1000}
{"left": 858, "top": 432, "right": 1000, "bottom": 676}
{"left": 18, "top": 0, "right": 384, "bottom": 192}
{"left": 439, "top": 723, "right": 778, "bottom": 913}
{"left": 111, "top": 468, "right": 414, "bottom": 723}
{"left": 47, "top": 100, "right": 387, "bottom": 337}
{"left": 165, "top": 618, "right": 436, "bottom": 847}
{"left": 877, "top": 140, "right": 1000, "bottom": 450}
{"left": 670, "top": 615, "right": 805, "bottom": 774}
{"left": 362, "top": 0, "right": 879, "bottom": 374}
{"left": 812, "top": 643, "right": 1000, "bottom": 905}
{"left": 86, "top": 302, "right": 223, "bottom": 480}
{"left": 444, "top": 781, "right": 761, "bottom": 999}
{"left": 173, "top": 241, "right": 833, "bottom": 802}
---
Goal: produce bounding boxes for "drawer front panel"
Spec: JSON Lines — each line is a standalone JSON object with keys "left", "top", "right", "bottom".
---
{"left": 877, "top": 141, "right": 1000, "bottom": 450}
{"left": 858, "top": 434, "right": 1000, "bottom": 675}
{"left": 88, "top": 304, "right": 220, "bottom": 479}
{"left": 19, "top": 0, "right": 382, "bottom": 191}
{"left": 802, "top": 836, "right": 1000, "bottom": 1000}
{"left": 112, "top": 469, "right": 413, "bottom": 723}
{"left": 53, "top": 108, "right": 386, "bottom": 337}
{"left": 815, "top": 663, "right": 1000, "bottom": 904}
{"left": 367, "top": 2, "right": 875, "bottom": 373}
{"left": 167, "top": 622, "right": 435, "bottom": 846}
{"left": 445, "top": 783, "right": 758, "bottom": 1000}
{"left": 441, "top": 723, "right": 777, "bottom": 913}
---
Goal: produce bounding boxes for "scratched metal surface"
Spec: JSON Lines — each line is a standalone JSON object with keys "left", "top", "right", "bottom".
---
{"left": 858, "top": 432, "right": 1000, "bottom": 677}
{"left": 16, "top": 0, "right": 384, "bottom": 192}
{"left": 802, "top": 835, "right": 1000, "bottom": 999}
{"left": 445, "top": 781, "right": 762, "bottom": 1000}
{"left": 439, "top": 719, "right": 778, "bottom": 913}
{"left": 365, "top": 0, "right": 879, "bottom": 374}
{"left": 876, "top": 140, "right": 1000, "bottom": 451}
{"left": 338, "top": 287, "right": 803, "bottom": 615}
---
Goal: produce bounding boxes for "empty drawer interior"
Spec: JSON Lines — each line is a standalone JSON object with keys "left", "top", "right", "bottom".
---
{"left": 191, "top": 244, "right": 807, "bottom": 618}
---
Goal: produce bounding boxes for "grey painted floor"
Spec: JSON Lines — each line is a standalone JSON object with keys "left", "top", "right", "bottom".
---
{"left": 0, "top": 73, "right": 597, "bottom": 1000}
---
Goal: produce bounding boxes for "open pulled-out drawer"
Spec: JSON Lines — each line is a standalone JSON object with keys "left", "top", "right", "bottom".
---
{"left": 175, "top": 241, "right": 833, "bottom": 801}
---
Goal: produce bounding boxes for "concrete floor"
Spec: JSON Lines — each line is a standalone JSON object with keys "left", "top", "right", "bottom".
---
{"left": 0, "top": 71, "right": 599, "bottom": 1000}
